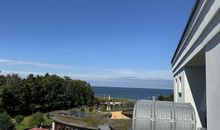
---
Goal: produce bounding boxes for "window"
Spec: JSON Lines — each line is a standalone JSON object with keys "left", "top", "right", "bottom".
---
{"left": 175, "top": 79, "right": 178, "bottom": 89}
{"left": 175, "top": 79, "right": 178, "bottom": 100}
{"left": 178, "top": 77, "right": 182, "bottom": 97}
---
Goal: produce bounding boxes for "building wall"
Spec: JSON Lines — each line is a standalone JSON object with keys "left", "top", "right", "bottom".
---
{"left": 172, "top": 0, "right": 220, "bottom": 129}
{"left": 174, "top": 68, "right": 205, "bottom": 128}
{"left": 173, "top": 79, "right": 178, "bottom": 102}
{"left": 174, "top": 71, "right": 185, "bottom": 103}
{"left": 205, "top": 36, "right": 220, "bottom": 130}
{"left": 184, "top": 67, "right": 206, "bottom": 128}
{"left": 172, "top": 0, "right": 219, "bottom": 74}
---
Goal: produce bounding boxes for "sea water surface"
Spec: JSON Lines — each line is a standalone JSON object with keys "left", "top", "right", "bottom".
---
{"left": 92, "top": 86, "right": 173, "bottom": 99}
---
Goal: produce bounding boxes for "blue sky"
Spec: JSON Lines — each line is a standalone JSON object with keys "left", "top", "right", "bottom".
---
{"left": 0, "top": 0, "right": 195, "bottom": 89}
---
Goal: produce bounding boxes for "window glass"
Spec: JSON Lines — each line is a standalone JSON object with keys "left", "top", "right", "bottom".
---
{"left": 178, "top": 77, "right": 182, "bottom": 97}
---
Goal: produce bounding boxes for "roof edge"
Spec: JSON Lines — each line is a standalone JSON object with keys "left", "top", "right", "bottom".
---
{"left": 171, "top": 0, "right": 200, "bottom": 64}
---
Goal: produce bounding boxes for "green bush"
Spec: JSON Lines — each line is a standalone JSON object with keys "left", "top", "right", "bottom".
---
{"left": 106, "top": 113, "right": 112, "bottom": 118}
{"left": 158, "top": 95, "right": 164, "bottom": 101}
{"left": 0, "top": 112, "right": 15, "bottom": 130}
{"left": 15, "top": 115, "right": 24, "bottom": 123}
{"left": 80, "top": 108, "right": 85, "bottom": 112}
{"left": 45, "top": 112, "right": 50, "bottom": 119}
{"left": 157, "top": 93, "right": 173, "bottom": 101}
{"left": 30, "top": 112, "right": 44, "bottom": 127}
{"left": 100, "top": 105, "right": 107, "bottom": 111}
{"left": 89, "top": 107, "right": 93, "bottom": 112}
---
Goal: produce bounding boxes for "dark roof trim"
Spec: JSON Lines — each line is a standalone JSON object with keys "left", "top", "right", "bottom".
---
{"left": 171, "top": 0, "right": 200, "bottom": 64}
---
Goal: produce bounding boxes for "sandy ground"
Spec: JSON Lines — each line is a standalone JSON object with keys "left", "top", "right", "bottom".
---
{"left": 110, "top": 111, "right": 131, "bottom": 119}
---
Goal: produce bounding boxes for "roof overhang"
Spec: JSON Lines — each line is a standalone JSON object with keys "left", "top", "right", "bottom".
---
{"left": 171, "top": 0, "right": 200, "bottom": 65}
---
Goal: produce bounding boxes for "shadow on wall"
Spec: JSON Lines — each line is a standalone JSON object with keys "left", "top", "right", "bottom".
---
{"left": 185, "top": 67, "right": 206, "bottom": 128}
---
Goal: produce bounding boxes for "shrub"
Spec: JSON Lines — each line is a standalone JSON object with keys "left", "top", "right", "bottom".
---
{"left": 89, "top": 107, "right": 93, "bottom": 112}
{"left": 45, "top": 112, "right": 50, "bottom": 119}
{"left": 0, "top": 112, "right": 15, "bottom": 130}
{"left": 158, "top": 95, "right": 164, "bottom": 101}
{"left": 100, "top": 105, "right": 107, "bottom": 111}
{"left": 15, "top": 115, "right": 24, "bottom": 123}
{"left": 30, "top": 112, "right": 44, "bottom": 127}
{"left": 106, "top": 113, "right": 112, "bottom": 118}
{"left": 80, "top": 108, "right": 85, "bottom": 112}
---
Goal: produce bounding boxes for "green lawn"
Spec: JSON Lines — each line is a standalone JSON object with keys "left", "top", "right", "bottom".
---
{"left": 50, "top": 110, "right": 109, "bottom": 127}
{"left": 13, "top": 107, "right": 132, "bottom": 130}
{"left": 13, "top": 113, "right": 52, "bottom": 130}
{"left": 109, "top": 119, "right": 132, "bottom": 130}
{"left": 50, "top": 109, "right": 132, "bottom": 130}
{"left": 43, "top": 113, "right": 53, "bottom": 127}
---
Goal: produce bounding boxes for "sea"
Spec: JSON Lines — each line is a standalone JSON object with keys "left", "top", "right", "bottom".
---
{"left": 92, "top": 86, "right": 173, "bottom": 100}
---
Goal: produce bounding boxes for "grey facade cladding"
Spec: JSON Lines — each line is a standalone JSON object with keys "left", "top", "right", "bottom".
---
{"left": 205, "top": 40, "right": 220, "bottom": 130}
{"left": 172, "top": 0, "right": 220, "bottom": 129}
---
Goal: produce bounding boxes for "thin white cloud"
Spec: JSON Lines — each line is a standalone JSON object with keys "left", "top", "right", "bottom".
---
{"left": 0, "top": 58, "right": 172, "bottom": 80}
{"left": 0, "top": 58, "right": 75, "bottom": 69}
{"left": 88, "top": 69, "right": 173, "bottom": 80}
{"left": 0, "top": 70, "right": 46, "bottom": 76}
{"left": 0, "top": 59, "right": 172, "bottom": 88}
{"left": 0, "top": 69, "right": 172, "bottom": 80}
{"left": 0, "top": 69, "right": 173, "bottom": 89}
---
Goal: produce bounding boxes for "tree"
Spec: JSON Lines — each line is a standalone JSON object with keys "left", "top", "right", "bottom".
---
{"left": 0, "top": 73, "right": 95, "bottom": 115}
{"left": 2, "top": 74, "right": 22, "bottom": 115}
{"left": 158, "top": 95, "right": 164, "bottom": 101}
{"left": 0, "top": 75, "right": 6, "bottom": 86}
{"left": 15, "top": 115, "right": 24, "bottom": 124}
{"left": 0, "top": 112, "right": 15, "bottom": 130}
{"left": 157, "top": 93, "right": 174, "bottom": 101}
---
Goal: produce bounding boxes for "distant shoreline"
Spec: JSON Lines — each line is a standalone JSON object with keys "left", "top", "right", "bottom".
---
{"left": 92, "top": 86, "right": 173, "bottom": 100}
{"left": 92, "top": 86, "right": 173, "bottom": 90}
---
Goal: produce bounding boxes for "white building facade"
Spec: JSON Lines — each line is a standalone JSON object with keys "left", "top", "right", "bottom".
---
{"left": 172, "top": 0, "right": 220, "bottom": 130}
